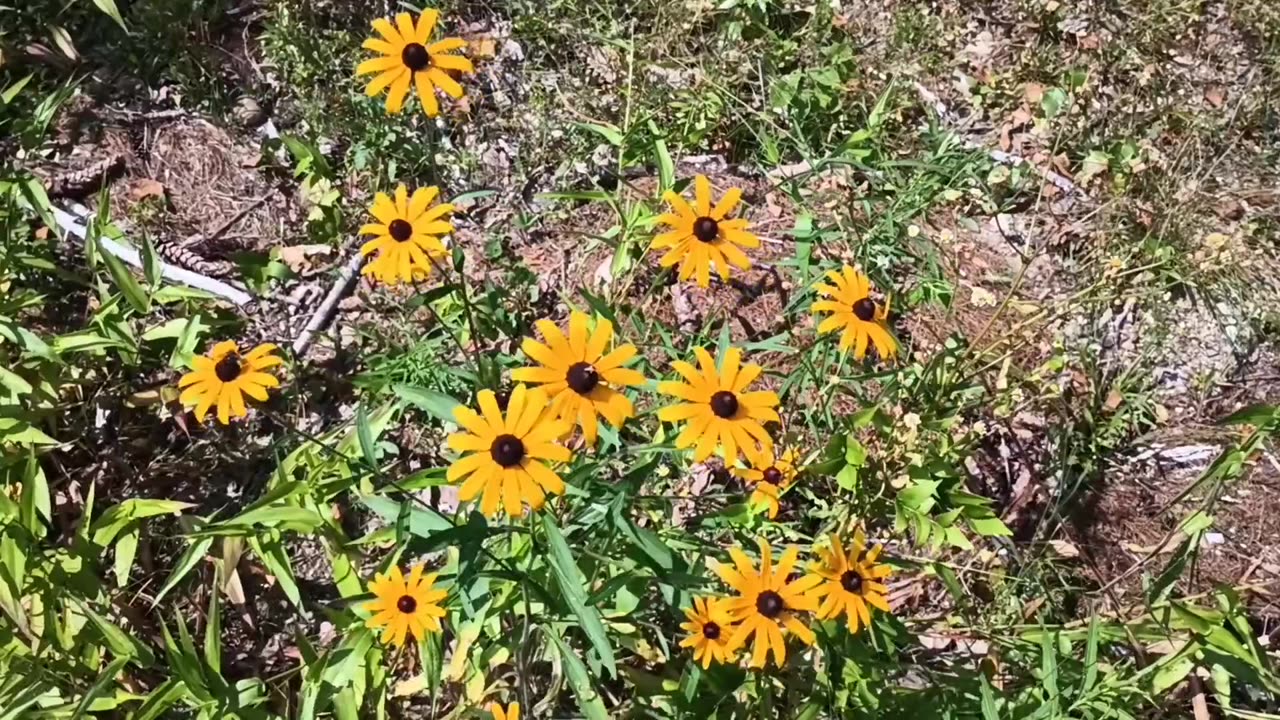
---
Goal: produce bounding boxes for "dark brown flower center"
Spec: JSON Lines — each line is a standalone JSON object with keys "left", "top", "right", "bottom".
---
{"left": 396, "top": 594, "right": 417, "bottom": 613}
{"left": 710, "top": 390, "right": 739, "bottom": 419}
{"left": 852, "top": 298, "right": 877, "bottom": 322}
{"left": 702, "top": 621, "right": 721, "bottom": 640}
{"left": 490, "top": 434, "right": 525, "bottom": 467}
{"left": 762, "top": 467, "right": 783, "bottom": 485}
{"left": 755, "top": 590, "right": 784, "bottom": 618}
{"left": 566, "top": 362, "right": 599, "bottom": 395}
{"left": 214, "top": 353, "right": 243, "bottom": 382}
{"left": 388, "top": 219, "right": 414, "bottom": 242}
{"left": 401, "top": 43, "right": 432, "bottom": 72}
{"left": 840, "top": 570, "right": 864, "bottom": 593}
{"left": 692, "top": 216, "right": 719, "bottom": 242}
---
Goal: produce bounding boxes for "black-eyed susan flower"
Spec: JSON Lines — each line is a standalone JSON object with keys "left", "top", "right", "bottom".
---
{"left": 489, "top": 702, "right": 519, "bottom": 720}
{"left": 511, "top": 310, "right": 646, "bottom": 446}
{"left": 713, "top": 538, "right": 822, "bottom": 668}
{"left": 652, "top": 175, "right": 759, "bottom": 288}
{"left": 732, "top": 447, "right": 799, "bottom": 519}
{"left": 360, "top": 184, "right": 453, "bottom": 286}
{"left": 365, "top": 564, "right": 447, "bottom": 646}
{"left": 811, "top": 530, "right": 892, "bottom": 634}
{"left": 357, "top": 10, "right": 474, "bottom": 116}
{"left": 811, "top": 265, "right": 897, "bottom": 360}
{"left": 177, "top": 341, "right": 283, "bottom": 425}
{"left": 679, "top": 596, "right": 739, "bottom": 668}
{"left": 657, "top": 347, "right": 778, "bottom": 465}
{"left": 446, "top": 385, "right": 573, "bottom": 518}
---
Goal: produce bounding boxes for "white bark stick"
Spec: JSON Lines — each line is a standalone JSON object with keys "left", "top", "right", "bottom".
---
{"left": 51, "top": 206, "right": 254, "bottom": 306}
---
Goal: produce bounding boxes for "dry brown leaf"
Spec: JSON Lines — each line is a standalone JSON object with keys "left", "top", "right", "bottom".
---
{"left": 1104, "top": 389, "right": 1124, "bottom": 411}
{"left": 1049, "top": 539, "right": 1080, "bottom": 558}
{"left": 467, "top": 36, "right": 498, "bottom": 59}
{"left": 278, "top": 244, "right": 333, "bottom": 273}
{"left": 1204, "top": 85, "right": 1227, "bottom": 108}
{"left": 1022, "top": 83, "right": 1044, "bottom": 104}
{"left": 128, "top": 178, "right": 167, "bottom": 202}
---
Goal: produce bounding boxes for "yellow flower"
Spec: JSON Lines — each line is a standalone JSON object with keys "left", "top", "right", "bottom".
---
{"left": 360, "top": 185, "right": 453, "bottom": 286}
{"left": 489, "top": 702, "right": 519, "bottom": 720}
{"left": 732, "top": 447, "right": 799, "bottom": 519}
{"left": 652, "top": 175, "right": 759, "bottom": 288}
{"left": 177, "top": 341, "right": 283, "bottom": 425}
{"left": 712, "top": 538, "right": 822, "bottom": 668}
{"left": 811, "top": 530, "right": 892, "bottom": 633}
{"left": 811, "top": 265, "right": 897, "bottom": 360}
{"left": 748, "top": 481, "right": 781, "bottom": 519}
{"left": 356, "top": 10, "right": 474, "bottom": 116}
{"left": 511, "top": 311, "right": 646, "bottom": 446}
{"left": 365, "top": 564, "right": 447, "bottom": 646}
{"left": 678, "top": 596, "right": 739, "bottom": 668}
{"left": 446, "top": 386, "right": 573, "bottom": 517}
{"left": 656, "top": 347, "right": 778, "bottom": 465}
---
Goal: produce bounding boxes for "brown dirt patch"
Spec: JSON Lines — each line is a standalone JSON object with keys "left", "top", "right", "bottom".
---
{"left": 1081, "top": 431, "right": 1280, "bottom": 620}
{"left": 116, "top": 117, "right": 297, "bottom": 255}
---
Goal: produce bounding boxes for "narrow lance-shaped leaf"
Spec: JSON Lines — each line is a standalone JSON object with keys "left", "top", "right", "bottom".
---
{"left": 540, "top": 515, "right": 617, "bottom": 678}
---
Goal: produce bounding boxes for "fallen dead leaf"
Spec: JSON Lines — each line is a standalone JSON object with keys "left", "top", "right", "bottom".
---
{"left": 467, "top": 36, "right": 498, "bottom": 59}
{"left": 1104, "top": 389, "right": 1124, "bottom": 411}
{"left": 1049, "top": 539, "right": 1080, "bottom": 558}
{"left": 128, "top": 178, "right": 167, "bottom": 202}
{"left": 1022, "top": 83, "right": 1044, "bottom": 104}
{"left": 970, "top": 285, "right": 997, "bottom": 307}
{"left": 1203, "top": 85, "right": 1227, "bottom": 108}
{"left": 278, "top": 244, "right": 333, "bottom": 273}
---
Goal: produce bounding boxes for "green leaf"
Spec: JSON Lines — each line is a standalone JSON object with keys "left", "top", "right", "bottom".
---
{"left": 0, "top": 367, "right": 33, "bottom": 396}
{"left": 95, "top": 236, "right": 151, "bottom": 314}
{"left": 540, "top": 515, "right": 617, "bottom": 678}
{"left": 322, "top": 627, "right": 374, "bottom": 687}
{"left": 1081, "top": 614, "right": 1100, "bottom": 694}
{"left": 654, "top": 136, "right": 674, "bottom": 192}
{"left": 141, "top": 234, "right": 162, "bottom": 289}
{"left": 204, "top": 568, "right": 222, "bottom": 675}
{"left": 361, "top": 495, "right": 452, "bottom": 538}
{"left": 0, "top": 418, "right": 58, "bottom": 447}
{"left": 392, "top": 384, "right": 463, "bottom": 424}
{"left": 92, "top": 498, "right": 193, "bottom": 547}
{"left": 1041, "top": 87, "right": 1068, "bottom": 118}
{"left": 978, "top": 673, "right": 999, "bottom": 720}
{"left": 92, "top": 0, "right": 129, "bottom": 31}
{"left": 1219, "top": 403, "right": 1278, "bottom": 426}
{"left": 169, "top": 314, "right": 206, "bottom": 370}
{"left": 0, "top": 678, "right": 53, "bottom": 720}
{"left": 209, "top": 505, "right": 324, "bottom": 532}
{"left": 130, "top": 678, "right": 187, "bottom": 720}
{"left": 1, "top": 74, "right": 33, "bottom": 104}
{"left": 18, "top": 454, "right": 50, "bottom": 537}
{"left": 159, "top": 616, "right": 210, "bottom": 702}
{"left": 968, "top": 516, "right": 1012, "bottom": 537}
{"left": 573, "top": 121, "right": 624, "bottom": 146}
{"left": 357, "top": 403, "right": 378, "bottom": 470}
{"left": 19, "top": 177, "right": 58, "bottom": 235}
{"left": 79, "top": 602, "right": 156, "bottom": 666}
{"left": 1151, "top": 656, "right": 1195, "bottom": 694}
{"left": 249, "top": 536, "right": 302, "bottom": 607}
{"left": 113, "top": 523, "right": 139, "bottom": 588}
{"left": 71, "top": 655, "right": 130, "bottom": 719}
{"left": 835, "top": 464, "right": 859, "bottom": 491}
{"left": 152, "top": 535, "right": 212, "bottom": 607}
{"left": 544, "top": 628, "right": 610, "bottom": 720}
